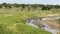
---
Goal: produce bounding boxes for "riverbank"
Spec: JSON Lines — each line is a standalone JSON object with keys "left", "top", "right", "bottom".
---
{"left": 25, "top": 16, "right": 60, "bottom": 34}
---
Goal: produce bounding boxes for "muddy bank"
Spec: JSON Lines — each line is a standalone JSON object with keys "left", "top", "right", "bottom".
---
{"left": 25, "top": 16, "right": 60, "bottom": 34}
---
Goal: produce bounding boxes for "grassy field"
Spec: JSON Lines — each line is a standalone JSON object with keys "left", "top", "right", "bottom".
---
{"left": 0, "top": 8, "right": 60, "bottom": 34}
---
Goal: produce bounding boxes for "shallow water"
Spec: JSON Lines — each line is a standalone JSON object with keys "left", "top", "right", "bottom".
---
{"left": 26, "top": 22, "right": 60, "bottom": 34}
{"left": 43, "top": 24, "right": 60, "bottom": 34}
{"left": 42, "top": 16, "right": 60, "bottom": 20}
{"left": 26, "top": 16, "right": 60, "bottom": 34}
{"left": 26, "top": 23, "right": 39, "bottom": 28}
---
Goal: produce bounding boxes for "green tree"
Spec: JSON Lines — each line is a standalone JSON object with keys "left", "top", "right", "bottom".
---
{"left": 2, "top": 3, "right": 8, "bottom": 8}
{"left": 54, "top": 5, "right": 60, "bottom": 9}
{"left": 42, "top": 6, "right": 47, "bottom": 10}
{"left": 7, "top": 4, "right": 12, "bottom": 8}
{"left": 27, "top": 4, "right": 32, "bottom": 11}
{"left": 32, "top": 4, "right": 37, "bottom": 11}
{"left": 13, "top": 3, "right": 20, "bottom": 8}
{"left": 42, "top": 5, "right": 52, "bottom": 10}
{"left": 21, "top": 4, "right": 25, "bottom": 11}
{"left": 0, "top": 4, "right": 2, "bottom": 8}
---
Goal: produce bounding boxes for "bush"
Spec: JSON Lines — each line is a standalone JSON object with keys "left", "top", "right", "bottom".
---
{"left": 8, "top": 5, "right": 12, "bottom": 8}
{"left": 0, "top": 5, "right": 2, "bottom": 8}
{"left": 42, "top": 6, "right": 51, "bottom": 10}
{"left": 2, "top": 3, "right": 8, "bottom": 8}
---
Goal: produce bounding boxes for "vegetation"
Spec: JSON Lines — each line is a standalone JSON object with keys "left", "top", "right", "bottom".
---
{"left": 57, "top": 18, "right": 60, "bottom": 34}
{"left": 0, "top": 3, "right": 60, "bottom": 10}
{"left": 57, "top": 18, "right": 60, "bottom": 29}
{"left": 0, "top": 4, "right": 2, "bottom": 8}
{"left": 0, "top": 9, "right": 57, "bottom": 34}
{"left": 0, "top": 2, "right": 60, "bottom": 34}
{"left": 57, "top": 18, "right": 60, "bottom": 24}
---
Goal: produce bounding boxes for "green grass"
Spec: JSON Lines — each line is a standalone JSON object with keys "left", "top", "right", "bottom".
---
{"left": 0, "top": 8, "right": 60, "bottom": 34}
{"left": 0, "top": 23, "right": 52, "bottom": 34}
{"left": 16, "top": 23, "right": 52, "bottom": 34}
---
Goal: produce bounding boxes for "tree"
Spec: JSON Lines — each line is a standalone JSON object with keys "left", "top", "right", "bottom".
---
{"left": 32, "top": 4, "right": 37, "bottom": 11}
{"left": 42, "top": 5, "right": 52, "bottom": 10}
{"left": 42, "top": 6, "right": 47, "bottom": 10}
{"left": 54, "top": 5, "right": 60, "bottom": 9}
{"left": 7, "top": 4, "right": 12, "bottom": 8}
{"left": 2, "top": 3, "right": 8, "bottom": 8}
{"left": 27, "top": 4, "right": 32, "bottom": 11}
{"left": 0, "top": 4, "right": 2, "bottom": 8}
{"left": 13, "top": 3, "right": 20, "bottom": 8}
{"left": 21, "top": 4, "right": 25, "bottom": 11}
{"left": 46, "top": 5, "right": 52, "bottom": 10}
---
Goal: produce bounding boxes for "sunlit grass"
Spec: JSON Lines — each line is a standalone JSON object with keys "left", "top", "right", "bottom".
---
{"left": 0, "top": 8, "right": 60, "bottom": 34}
